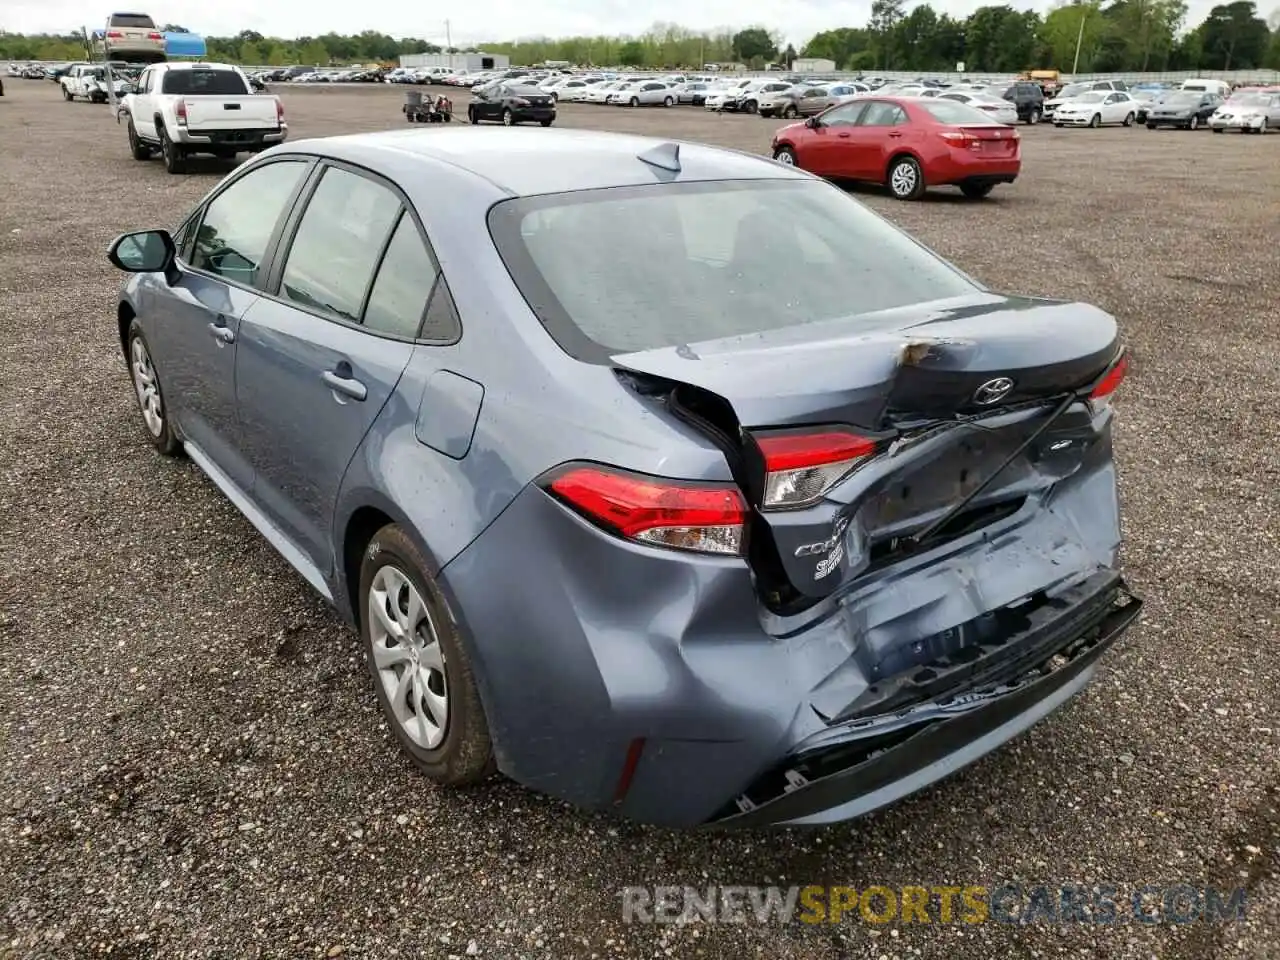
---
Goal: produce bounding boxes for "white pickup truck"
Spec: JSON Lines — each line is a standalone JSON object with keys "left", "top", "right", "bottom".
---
{"left": 121, "top": 61, "right": 287, "bottom": 174}
{"left": 60, "top": 64, "right": 133, "bottom": 103}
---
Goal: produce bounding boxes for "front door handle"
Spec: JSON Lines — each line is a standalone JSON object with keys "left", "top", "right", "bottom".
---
{"left": 207, "top": 319, "right": 235, "bottom": 344}
{"left": 322, "top": 367, "right": 367, "bottom": 402}
{"left": 837, "top": 131, "right": 851, "bottom": 138}
{"left": 888, "top": 131, "right": 904, "bottom": 138}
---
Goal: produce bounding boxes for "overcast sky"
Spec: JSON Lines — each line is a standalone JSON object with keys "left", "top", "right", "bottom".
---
{"left": 2, "top": 0, "right": 1228, "bottom": 49}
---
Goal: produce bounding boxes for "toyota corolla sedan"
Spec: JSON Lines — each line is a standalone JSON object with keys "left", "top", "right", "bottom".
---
{"left": 772, "top": 96, "right": 1022, "bottom": 200}
{"left": 108, "top": 128, "right": 1141, "bottom": 828}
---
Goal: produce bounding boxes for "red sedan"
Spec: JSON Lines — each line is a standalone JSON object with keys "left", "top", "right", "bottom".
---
{"left": 771, "top": 95, "right": 1021, "bottom": 201}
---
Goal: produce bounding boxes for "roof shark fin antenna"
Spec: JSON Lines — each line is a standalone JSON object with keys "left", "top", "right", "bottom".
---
{"left": 637, "top": 141, "right": 681, "bottom": 173}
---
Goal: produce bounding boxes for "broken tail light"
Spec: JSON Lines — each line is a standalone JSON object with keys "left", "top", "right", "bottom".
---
{"left": 1089, "top": 352, "right": 1129, "bottom": 411}
{"left": 544, "top": 465, "right": 747, "bottom": 556}
{"left": 755, "top": 428, "right": 879, "bottom": 510}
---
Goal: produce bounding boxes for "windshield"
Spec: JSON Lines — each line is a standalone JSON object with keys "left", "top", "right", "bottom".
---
{"left": 1073, "top": 92, "right": 1106, "bottom": 103}
{"left": 1164, "top": 92, "right": 1198, "bottom": 104}
{"left": 488, "top": 179, "right": 977, "bottom": 360}
{"left": 161, "top": 69, "right": 249, "bottom": 95}
{"left": 109, "top": 13, "right": 155, "bottom": 27}
{"left": 1058, "top": 83, "right": 1089, "bottom": 98}
{"left": 1227, "top": 93, "right": 1268, "bottom": 106}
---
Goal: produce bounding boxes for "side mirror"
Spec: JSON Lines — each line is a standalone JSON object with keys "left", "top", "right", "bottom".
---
{"left": 108, "top": 229, "right": 176, "bottom": 278}
{"left": 805, "top": 115, "right": 821, "bottom": 128}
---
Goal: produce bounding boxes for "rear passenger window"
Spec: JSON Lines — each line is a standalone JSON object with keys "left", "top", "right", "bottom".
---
{"left": 278, "top": 167, "right": 401, "bottom": 323}
{"left": 362, "top": 213, "right": 439, "bottom": 338}
{"left": 190, "top": 159, "right": 308, "bottom": 287}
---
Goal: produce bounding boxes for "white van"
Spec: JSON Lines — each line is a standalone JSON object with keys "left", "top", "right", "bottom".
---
{"left": 1180, "top": 78, "right": 1231, "bottom": 97}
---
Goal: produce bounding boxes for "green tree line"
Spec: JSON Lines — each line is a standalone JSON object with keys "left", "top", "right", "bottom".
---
{"left": 2, "top": 2, "right": 1277, "bottom": 72}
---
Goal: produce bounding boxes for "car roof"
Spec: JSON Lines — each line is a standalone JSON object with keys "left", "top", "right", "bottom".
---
{"left": 282, "top": 128, "right": 808, "bottom": 199}
{"left": 154, "top": 61, "right": 240, "bottom": 72}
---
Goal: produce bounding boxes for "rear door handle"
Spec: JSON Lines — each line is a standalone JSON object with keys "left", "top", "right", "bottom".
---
{"left": 207, "top": 318, "right": 235, "bottom": 344}
{"left": 888, "top": 131, "right": 904, "bottom": 138}
{"left": 322, "top": 366, "right": 367, "bottom": 402}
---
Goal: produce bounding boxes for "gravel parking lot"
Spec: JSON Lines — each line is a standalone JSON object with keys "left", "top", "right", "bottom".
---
{"left": 1, "top": 78, "right": 1277, "bottom": 959}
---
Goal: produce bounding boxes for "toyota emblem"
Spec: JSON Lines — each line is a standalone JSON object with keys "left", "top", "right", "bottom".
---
{"left": 972, "top": 377, "right": 1015, "bottom": 405}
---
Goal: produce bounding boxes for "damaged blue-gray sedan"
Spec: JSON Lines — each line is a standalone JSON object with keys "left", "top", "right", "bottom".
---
{"left": 107, "top": 127, "right": 1142, "bottom": 828}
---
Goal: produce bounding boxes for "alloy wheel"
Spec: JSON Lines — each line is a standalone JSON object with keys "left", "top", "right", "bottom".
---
{"left": 890, "top": 160, "right": 917, "bottom": 198}
{"left": 368, "top": 565, "right": 449, "bottom": 751}
{"left": 130, "top": 337, "right": 164, "bottom": 437}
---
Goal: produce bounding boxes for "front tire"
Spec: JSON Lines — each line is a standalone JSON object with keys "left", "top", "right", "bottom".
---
{"left": 629, "top": 97, "right": 639, "bottom": 107}
{"left": 540, "top": 118, "right": 553, "bottom": 127}
{"left": 1027, "top": 108, "right": 1040, "bottom": 125}
{"left": 1189, "top": 115, "right": 1199, "bottom": 130}
{"left": 773, "top": 145, "right": 798, "bottom": 166}
{"left": 468, "top": 107, "right": 478, "bottom": 125}
{"left": 887, "top": 155, "right": 926, "bottom": 201}
{"left": 360, "top": 524, "right": 494, "bottom": 786}
{"left": 1089, "top": 113, "right": 1101, "bottom": 128}
{"left": 663, "top": 96, "right": 674, "bottom": 107}
{"left": 1123, "top": 112, "right": 1134, "bottom": 127}
{"left": 782, "top": 103, "right": 798, "bottom": 119}
{"left": 126, "top": 322, "right": 180, "bottom": 456}
{"left": 127, "top": 120, "right": 150, "bottom": 160}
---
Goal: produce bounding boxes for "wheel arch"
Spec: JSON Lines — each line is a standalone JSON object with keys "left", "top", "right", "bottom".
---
{"left": 885, "top": 149, "right": 924, "bottom": 181}
{"left": 117, "top": 300, "right": 136, "bottom": 361}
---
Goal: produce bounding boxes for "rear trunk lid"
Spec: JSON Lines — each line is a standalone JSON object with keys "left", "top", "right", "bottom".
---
{"left": 946, "top": 124, "right": 1020, "bottom": 157}
{"left": 612, "top": 292, "right": 1119, "bottom": 604}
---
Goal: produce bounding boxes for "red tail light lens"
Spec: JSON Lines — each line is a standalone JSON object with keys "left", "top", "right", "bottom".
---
{"left": 106, "top": 31, "right": 123, "bottom": 38}
{"left": 175, "top": 99, "right": 187, "bottom": 125}
{"left": 275, "top": 97, "right": 285, "bottom": 124}
{"left": 1090, "top": 353, "right": 1129, "bottom": 410}
{"left": 755, "top": 428, "right": 878, "bottom": 510}
{"left": 147, "top": 32, "right": 163, "bottom": 40}
{"left": 545, "top": 465, "right": 747, "bottom": 556}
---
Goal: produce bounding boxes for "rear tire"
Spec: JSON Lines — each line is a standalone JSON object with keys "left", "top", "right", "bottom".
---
{"left": 663, "top": 96, "right": 674, "bottom": 107}
{"left": 468, "top": 107, "right": 478, "bottom": 125}
{"left": 160, "top": 127, "right": 185, "bottom": 174}
{"left": 1123, "top": 112, "right": 1134, "bottom": 127}
{"left": 960, "top": 182, "right": 995, "bottom": 199}
{"left": 62, "top": 86, "right": 72, "bottom": 101}
{"left": 629, "top": 97, "right": 639, "bottom": 107}
{"left": 1027, "top": 108, "right": 1040, "bottom": 124}
{"left": 783, "top": 104, "right": 798, "bottom": 119}
{"left": 359, "top": 524, "right": 495, "bottom": 787}
{"left": 887, "top": 155, "right": 926, "bottom": 201}
{"left": 540, "top": 118, "right": 553, "bottom": 127}
{"left": 502, "top": 108, "right": 515, "bottom": 125}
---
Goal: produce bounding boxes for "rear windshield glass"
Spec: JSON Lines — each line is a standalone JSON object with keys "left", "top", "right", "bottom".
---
{"left": 162, "top": 69, "right": 248, "bottom": 95}
{"left": 488, "top": 179, "right": 978, "bottom": 360}
{"left": 921, "top": 100, "right": 1001, "bottom": 124}
{"left": 109, "top": 13, "right": 156, "bottom": 27}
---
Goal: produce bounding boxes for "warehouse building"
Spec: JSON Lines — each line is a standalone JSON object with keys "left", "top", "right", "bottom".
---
{"left": 791, "top": 57, "right": 837, "bottom": 73}
{"left": 399, "top": 52, "right": 510, "bottom": 72}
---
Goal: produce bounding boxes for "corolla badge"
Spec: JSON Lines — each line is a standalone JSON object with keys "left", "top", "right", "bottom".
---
{"left": 972, "top": 377, "right": 1015, "bottom": 406}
